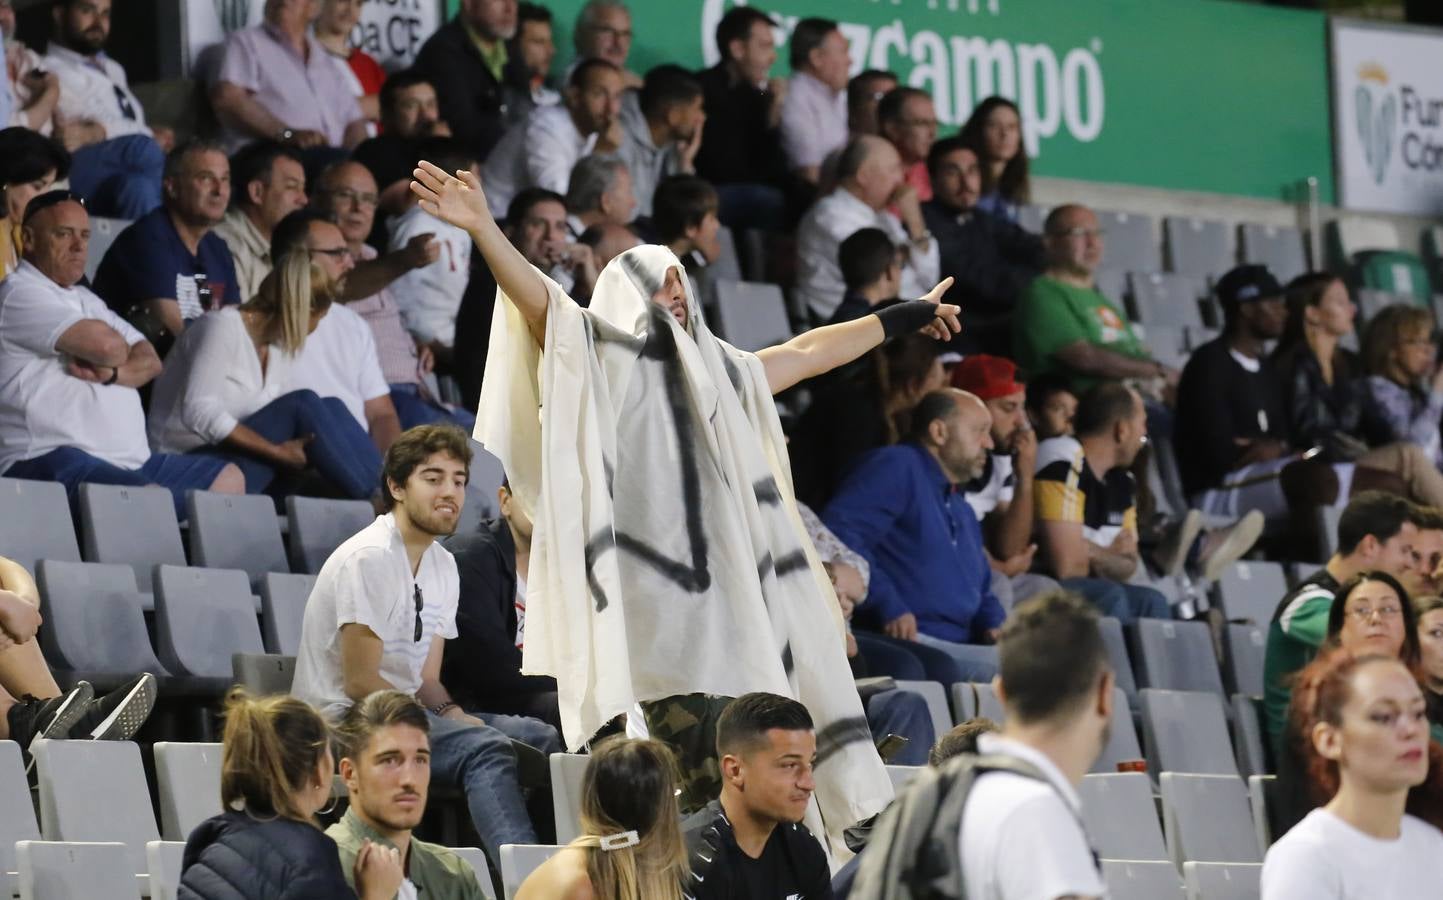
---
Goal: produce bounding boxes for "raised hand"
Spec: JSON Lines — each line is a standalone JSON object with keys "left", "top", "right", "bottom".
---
{"left": 411, "top": 160, "right": 492, "bottom": 235}
{"left": 919, "top": 277, "right": 961, "bottom": 340}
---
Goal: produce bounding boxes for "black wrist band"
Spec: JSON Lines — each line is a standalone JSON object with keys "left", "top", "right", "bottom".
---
{"left": 875, "top": 300, "right": 938, "bottom": 339}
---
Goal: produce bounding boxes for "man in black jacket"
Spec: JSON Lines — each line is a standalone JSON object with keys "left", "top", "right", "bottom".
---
{"left": 413, "top": 0, "right": 528, "bottom": 164}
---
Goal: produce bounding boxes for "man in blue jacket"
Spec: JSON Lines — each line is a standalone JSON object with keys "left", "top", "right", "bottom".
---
{"left": 824, "top": 387, "right": 1005, "bottom": 680}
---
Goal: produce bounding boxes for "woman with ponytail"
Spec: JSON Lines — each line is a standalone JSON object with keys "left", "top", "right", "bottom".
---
{"left": 145, "top": 209, "right": 383, "bottom": 500}
{"left": 178, "top": 689, "right": 404, "bottom": 900}
{"left": 516, "top": 738, "right": 689, "bottom": 900}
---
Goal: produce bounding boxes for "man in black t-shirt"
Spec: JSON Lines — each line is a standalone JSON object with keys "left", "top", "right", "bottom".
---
{"left": 352, "top": 72, "right": 451, "bottom": 230}
{"left": 684, "top": 693, "right": 834, "bottom": 900}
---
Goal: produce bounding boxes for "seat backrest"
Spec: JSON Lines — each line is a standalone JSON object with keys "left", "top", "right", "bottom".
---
{"left": 1134, "top": 619, "right": 1225, "bottom": 695}
{"left": 1095, "top": 210, "right": 1159, "bottom": 274}
{"left": 1127, "top": 272, "right": 1207, "bottom": 330}
{"left": 1100, "top": 859, "right": 1185, "bottom": 900}
{"left": 1238, "top": 223, "right": 1307, "bottom": 283}
{"left": 1328, "top": 216, "right": 1401, "bottom": 265}
{"left": 1093, "top": 267, "right": 1130, "bottom": 306}
{"left": 710, "top": 224, "right": 744, "bottom": 282}
{"left": 259, "top": 572, "right": 316, "bottom": 656}
{"left": 1098, "top": 617, "right": 1139, "bottom": 704}
{"left": 0, "top": 478, "right": 80, "bottom": 574}
{"left": 1248, "top": 774, "right": 1277, "bottom": 852}
{"left": 153, "top": 565, "right": 265, "bottom": 678}
{"left": 1138, "top": 323, "right": 1189, "bottom": 372}
{"left": 1016, "top": 203, "right": 1047, "bottom": 235}
{"left": 1091, "top": 686, "right": 1146, "bottom": 774}
{"left": 1224, "top": 624, "right": 1266, "bottom": 697}
{"left": 32, "top": 739, "right": 159, "bottom": 875}
{"left": 456, "top": 445, "right": 507, "bottom": 537}
{"left": 187, "top": 491, "right": 288, "bottom": 588}
{"left": 146, "top": 841, "right": 186, "bottom": 900}
{"left": 712, "top": 279, "right": 792, "bottom": 353}
{"left": 153, "top": 743, "right": 223, "bottom": 842}
{"left": 971, "top": 681, "right": 1006, "bottom": 723}
{"left": 231, "top": 653, "right": 296, "bottom": 696}
{"left": 78, "top": 483, "right": 186, "bottom": 593}
{"left": 1140, "top": 689, "right": 1238, "bottom": 776}
{"left": 948, "top": 682, "right": 975, "bottom": 722}
{"left": 1160, "top": 773, "right": 1262, "bottom": 867}
{"left": 1078, "top": 772, "right": 1168, "bottom": 861}
{"left": 448, "top": 847, "right": 495, "bottom": 900}
{"left": 1231, "top": 695, "right": 1269, "bottom": 779}
{"left": 550, "top": 753, "right": 589, "bottom": 845}
{"left": 885, "top": 765, "right": 922, "bottom": 792}
{"left": 285, "top": 496, "right": 376, "bottom": 574}
{"left": 1183, "top": 862, "right": 1262, "bottom": 900}
{"left": 499, "top": 844, "right": 564, "bottom": 900}
{"left": 1216, "top": 561, "right": 1288, "bottom": 626}
{"left": 36, "top": 560, "right": 166, "bottom": 675}
{"left": 85, "top": 216, "right": 131, "bottom": 280}
{"left": 0, "top": 741, "right": 40, "bottom": 892}
{"left": 893, "top": 680, "right": 953, "bottom": 738}
{"left": 1164, "top": 216, "right": 1233, "bottom": 277}
{"left": 16, "top": 840, "right": 140, "bottom": 900}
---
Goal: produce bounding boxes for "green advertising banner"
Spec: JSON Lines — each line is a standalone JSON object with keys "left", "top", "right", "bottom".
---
{"left": 447, "top": 0, "right": 1334, "bottom": 202}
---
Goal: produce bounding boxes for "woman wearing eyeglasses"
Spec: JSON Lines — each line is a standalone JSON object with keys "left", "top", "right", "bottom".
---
{"left": 1360, "top": 305, "right": 1443, "bottom": 471}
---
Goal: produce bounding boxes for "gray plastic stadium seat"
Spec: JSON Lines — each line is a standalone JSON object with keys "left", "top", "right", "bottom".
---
{"left": 1016, "top": 203, "right": 1046, "bottom": 235}
{"left": 232, "top": 653, "right": 296, "bottom": 696}
{"left": 79, "top": 483, "right": 186, "bottom": 593}
{"left": 187, "top": 491, "right": 289, "bottom": 588}
{"left": 713, "top": 279, "right": 792, "bottom": 353}
{"left": 147, "top": 841, "right": 185, "bottom": 900}
{"left": 1215, "top": 561, "right": 1287, "bottom": 626}
{"left": 1101, "top": 859, "right": 1185, "bottom": 900}
{"left": 1140, "top": 689, "right": 1238, "bottom": 776}
{"left": 16, "top": 840, "right": 139, "bottom": 900}
{"left": 1134, "top": 619, "right": 1225, "bottom": 695}
{"left": 1224, "top": 624, "right": 1266, "bottom": 697}
{"left": 36, "top": 560, "right": 168, "bottom": 678}
{"left": 1160, "top": 773, "right": 1262, "bottom": 867}
{"left": 1096, "top": 210, "right": 1159, "bottom": 274}
{"left": 1248, "top": 775, "right": 1277, "bottom": 851}
{"left": 1139, "top": 323, "right": 1189, "bottom": 372}
{"left": 949, "top": 682, "right": 975, "bottom": 722}
{"left": 710, "top": 225, "right": 744, "bottom": 282}
{"left": 154, "top": 565, "right": 266, "bottom": 679}
{"left": 1356, "top": 288, "right": 1409, "bottom": 326}
{"left": 1239, "top": 223, "right": 1307, "bottom": 283}
{"left": 457, "top": 445, "right": 507, "bottom": 536}
{"left": 1078, "top": 772, "right": 1168, "bottom": 861}
{"left": 550, "top": 753, "right": 589, "bottom": 845}
{"left": 448, "top": 847, "right": 495, "bottom": 899}
{"left": 259, "top": 572, "right": 315, "bottom": 656}
{"left": 0, "top": 478, "right": 81, "bottom": 574}
{"left": 85, "top": 216, "right": 130, "bottom": 280}
{"left": 153, "top": 743, "right": 223, "bottom": 841}
{"left": 971, "top": 681, "right": 1006, "bottom": 722}
{"left": 1098, "top": 617, "right": 1139, "bottom": 705}
{"left": 1231, "top": 694, "right": 1269, "bottom": 779}
{"left": 1093, "top": 267, "right": 1130, "bottom": 306}
{"left": 1184, "top": 861, "right": 1262, "bottom": 900}
{"left": 499, "top": 844, "right": 564, "bottom": 900}
{"left": 894, "top": 680, "right": 953, "bottom": 738}
{"left": 1, "top": 741, "right": 41, "bottom": 897}
{"left": 1165, "top": 216, "right": 1233, "bottom": 277}
{"left": 32, "top": 738, "right": 160, "bottom": 876}
{"left": 286, "top": 496, "right": 376, "bottom": 574}
{"left": 1092, "top": 686, "right": 1146, "bottom": 774}
{"left": 1127, "top": 272, "right": 1207, "bottom": 330}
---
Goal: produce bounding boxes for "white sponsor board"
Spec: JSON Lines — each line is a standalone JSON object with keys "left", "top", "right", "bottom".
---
{"left": 1332, "top": 19, "right": 1443, "bottom": 216}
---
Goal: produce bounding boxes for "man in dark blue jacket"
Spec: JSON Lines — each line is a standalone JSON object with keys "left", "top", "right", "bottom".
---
{"left": 824, "top": 388, "right": 1005, "bottom": 680}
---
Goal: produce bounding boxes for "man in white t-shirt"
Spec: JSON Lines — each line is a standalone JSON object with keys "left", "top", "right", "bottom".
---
{"left": 0, "top": 192, "right": 243, "bottom": 517}
{"left": 957, "top": 590, "right": 1109, "bottom": 900}
{"left": 291, "top": 424, "right": 559, "bottom": 867}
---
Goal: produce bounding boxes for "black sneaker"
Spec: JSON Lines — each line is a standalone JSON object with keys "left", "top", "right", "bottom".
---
{"left": 6, "top": 682, "right": 94, "bottom": 769}
{"left": 72, "top": 673, "right": 158, "bottom": 741}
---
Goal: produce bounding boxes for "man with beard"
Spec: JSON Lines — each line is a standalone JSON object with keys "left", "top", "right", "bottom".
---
{"left": 92, "top": 140, "right": 240, "bottom": 343}
{"left": 352, "top": 72, "right": 452, "bottom": 230}
{"left": 329, "top": 691, "right": 486, "bottom": 899}
{"left": 292, "top": 425, "right": 559, "bottom": 868}
{"left": 616, "top": 64, "right": 704, "bottom": 219}
{"left": 413, "top": 0, "right": 524, "bottom": 163}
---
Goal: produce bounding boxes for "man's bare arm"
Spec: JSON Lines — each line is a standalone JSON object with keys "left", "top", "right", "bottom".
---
{"left": 338, "top": 623, "right": 399, "bottom": 702}
{"left": 1052, "top": 340, "right": 1165, "bottom": 381}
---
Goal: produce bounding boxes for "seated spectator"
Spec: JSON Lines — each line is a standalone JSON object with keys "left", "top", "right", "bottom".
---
{"left": 0, "top": 191, "right": 243, "bottom": 515}
{"left": 92, "top": 139, "right": 239, "bottom": 346}
{"left": 618, "top": 65, "right": 704, "bottom": 218}
{"left": 1264, "top": 491, "right": 1422, "bottom": 751}
{"left": 796, "top": 136, "right": 938, "bottom": 323}
{"left": 1, "top": 2, "right": 59, "bottom": 134}
{"left": 179, "top": 688, "right": 405, "bottom": 900}
{"left": 779, "top": 18, "right": 850, "bottom": 185}
{"left": 146, "top": 209, "right": 382, "bottom": 500}
{"left": 441, "top": 480, "right": 562, "bottom": 731}
{"left": 578, "top": 221, "right": 642, "bottom": 270}
{"left": 1033, "top": 382, "right": 1172, "bottom": 623}
{"left": 518, "top": 738, "right": 687, "bottom": 900}
{"left": 692, "top": 6, "right": 789, "bottom": 230}
{"left": 1409, "top": 508, "right": 1443, "bottom": 598}
{"left": 0, "top": 127, "right": 67, "bottom": 279}
{"left": 956, "top": 96, "right": 1029, "bottom": 222}
{"left": 878, "top": 87, "right": 936, "bottom": 200}
{"left": 824, "top": 389, "right": 1006, "bottom": 680}
{"left": 352, "top": 71, "right": 451, "bottom": 225}
{"left": 922, "top": 135, "right": 1044, "bottom": 353}
{"left": 1262, "top": 649, "right": 1443, "bottom": 899}
{"left": 1416, "top": 595, "right": 1443, "bottom": 738}
{"left": 412, "top": 0, "right": 523, "bottom": 164}
{"left": 504, "top": 3, "right": 560, "bottom": 126}
{"left": 482, "top": 59, "right": 624, "bottom": 220}
{"left": 1024, "top": 372, "right": 1077, "bottom": 440}
{"left": 1362, "top": 304, "right": 1443, "bottom": 466}
{"left": 309, "top": 160, "right": 474, "bottom": 432}
{"left": 846, "top": 69, "right": 898, "bottom": 139}
{"left": 927, "top": 717, "right": 999, "bottom": 766}
{"left": 314, "top": 0, "right": 386, "bottom": 128}
{"left": 330, "top": 691, "right": 485, "bottom": 898}
{"left": 570, "top": 0, "right": 642, "bottom": 89}
{"left": 291, "top": 426, "right": 559, "bottom": 866}
{"left": 565, "top": 154, "right": 637, "bottom": 236}
{"left": 652, "top": 175, "right": 720, "bottom": 274}
{"left": 210, "top": 0, "right": 367, "bottom": 153}
{"left": 214, "top": 141, "right": 308, "bottom": 300}
{"left": 1013, "top": 203, "right": 1173, "bottom": 392}
{"left": 684, "top": 693, "right": 832, "bottom": 900}
{"left": 828, "top": 227, "right": 900, "bottom": 325}
{"left": 43, "top": 0, "right": 167, "bottom": 219}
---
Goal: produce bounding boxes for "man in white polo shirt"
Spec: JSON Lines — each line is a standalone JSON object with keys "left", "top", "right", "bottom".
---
{"left": 291, "top": 424, "right": 560, "bottom": 868}
{"left": 0, "top": 191, "right": 243, "bottom": 517}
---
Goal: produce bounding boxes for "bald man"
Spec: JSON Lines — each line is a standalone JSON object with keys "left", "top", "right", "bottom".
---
{"left": 824, "top": 388, "right": 1005, "bottom": 680}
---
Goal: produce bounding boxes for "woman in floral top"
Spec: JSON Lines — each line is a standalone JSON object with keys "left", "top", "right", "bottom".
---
{"left": 1361, "top": 304, "right": 1443, "bottom": 467}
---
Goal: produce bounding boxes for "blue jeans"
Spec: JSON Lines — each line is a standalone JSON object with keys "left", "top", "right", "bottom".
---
{"left": 193, "top": 390, "right": 381, "bottom": 498}
{"left": 854, "top": 631, "right": 974, "bottom": 687}
{"left": 1061, "top": 577, "right": 1173, "bottom": 624}
{"left": 5, "top": 446, "right": 229, "bottom": 519}
{"left": 426, "top": 710, "right": 537, "bottom": 865}
{"left": 475, "top": 711, "right": 563, "bottom": 757}
{"left": 866, "top": 688, "right": 934, "bottom": 766}
{"left": 68, "top": 135, "right": 164, "bottom": 219}
{"left": 912, "top": 633, "right": 1000, "bottom": 682}
{"left": 389, "top": 384, "right": 476, "bottom": 431}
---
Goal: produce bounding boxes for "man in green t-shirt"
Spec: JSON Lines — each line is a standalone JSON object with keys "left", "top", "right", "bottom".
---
{"left": 1013, "top": 204, "right": 1178, "bottom": 393}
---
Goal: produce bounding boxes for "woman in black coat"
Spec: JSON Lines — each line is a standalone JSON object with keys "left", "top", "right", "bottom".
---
{"left": 178, "top": 689, "right": 402, "bottom": 900}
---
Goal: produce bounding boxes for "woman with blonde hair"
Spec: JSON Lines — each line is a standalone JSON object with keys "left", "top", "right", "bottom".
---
{"left": 178, "top": 689, "right": 403, "bottom": 900}
{"left": 516, "top": 738, "right": 689, "bottom": 900}
{"left": 145, "top": 209, "right": 382, "bottom": 499}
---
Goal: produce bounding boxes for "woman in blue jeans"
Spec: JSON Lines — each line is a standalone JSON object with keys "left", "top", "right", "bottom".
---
{"left": 146, "top": 212, "right": 381, "bottom": 499}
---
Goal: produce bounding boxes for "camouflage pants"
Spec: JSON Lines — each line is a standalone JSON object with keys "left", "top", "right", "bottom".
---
{"left": 642, "top": 693, "right": 734, "bottom": 814}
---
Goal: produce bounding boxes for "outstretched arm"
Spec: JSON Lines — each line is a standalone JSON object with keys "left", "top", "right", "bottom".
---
{"left": 758, "top": 278, "right": 959, "bottom": 395}
{"left": 410, "top": 161, "right": 550, "bottom": 346}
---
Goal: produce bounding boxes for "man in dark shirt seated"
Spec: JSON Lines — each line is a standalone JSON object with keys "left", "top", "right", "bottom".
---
{"left": 351, "top": 72, "right": 451, "bottom": 240}
{"left": 441, "top": 480, "right": 561, "bottom": 732}
{"left": 827, "top": 227, "right": 900, "bottom": 325}
{"left": 685, "top": 693, "right": 834, "bottom": 900}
